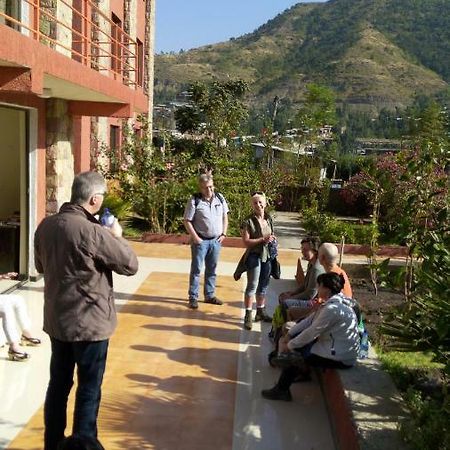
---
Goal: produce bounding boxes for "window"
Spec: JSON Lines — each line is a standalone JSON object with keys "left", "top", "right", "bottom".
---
{"left": 136, "top": 38, "right": 144, "bottom": 87}
{"left": 111, "top": 14, "right": 122, "bottom": 75}
{"left": 109, "top": 125, "right": 121, "bottom": 172}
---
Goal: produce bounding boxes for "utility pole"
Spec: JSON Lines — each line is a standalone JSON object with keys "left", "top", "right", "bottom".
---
{"left": 145, "top": 0, "right": 156, "bottom": 143}
{"left": 267, "top": 96, "right": 280, "bottom": 169}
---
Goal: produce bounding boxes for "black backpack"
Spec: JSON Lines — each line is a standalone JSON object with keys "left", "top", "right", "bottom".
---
{"left": 193, "top": 192, "right": 225, "bottom": 208}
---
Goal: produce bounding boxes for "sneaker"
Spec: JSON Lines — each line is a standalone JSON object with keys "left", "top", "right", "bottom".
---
{"left": 244, "top": 310, "right": 253, "bottom": 330}
{"left": 188, "top": 299, "right": 198, "bottom": 309}
{"left": 254, "top": 307, "right": 272, "bottom": 322}
{"left": 261, "top": 385, "right": 292, "bottom": 401}
{"left": 204, "top": 297, "right": 223, "bottom": 305}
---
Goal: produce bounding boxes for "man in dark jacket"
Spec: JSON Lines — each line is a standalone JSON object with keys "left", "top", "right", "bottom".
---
{"left": 34, "top": 171, "right": 138, "bottom": 450}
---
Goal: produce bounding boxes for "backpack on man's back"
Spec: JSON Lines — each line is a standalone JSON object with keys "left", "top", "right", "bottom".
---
{"left": 192, "top": 192, "right": 225, "bottom": 208}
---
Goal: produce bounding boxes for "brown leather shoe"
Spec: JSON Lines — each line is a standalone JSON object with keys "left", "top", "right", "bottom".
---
{"left": 188, "top": 299, "right": 199, "bottom": 309}
{"left": 205, "top": 297, "right": 223, "bottom": 305}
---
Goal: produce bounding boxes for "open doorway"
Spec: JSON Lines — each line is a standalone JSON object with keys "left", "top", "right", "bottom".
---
{"left": 0, "top": 106, "right": 28, "bottom": 292}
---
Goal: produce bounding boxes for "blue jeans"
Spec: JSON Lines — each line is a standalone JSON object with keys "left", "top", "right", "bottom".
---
{"left": 283, "top": 298, "right": 312, "bottom": 309}
{"left": 44, "top": 338, "right": 109, "bottom": 450}
{"left": 189, "top": 239, "right": 222, "bottom": 300}
{"left": 245, "top": 253, "right": 272, "bottom": 297}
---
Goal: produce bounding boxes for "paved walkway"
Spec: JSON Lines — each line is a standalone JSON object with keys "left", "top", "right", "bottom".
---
{"left": 272, "top": 211, "right": 305, "bottom": 250}
{"left": 1, "top": 243, "right": 335, "bottom": 450}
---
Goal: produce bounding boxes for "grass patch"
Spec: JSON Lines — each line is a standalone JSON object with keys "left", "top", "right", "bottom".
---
{"left": 377, "top": 349, "right": 449, "bottom": 450}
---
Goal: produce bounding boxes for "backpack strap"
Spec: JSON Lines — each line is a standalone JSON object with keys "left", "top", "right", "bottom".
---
{"left": 267, "top": 215, "right": 274, "bottom": 234}
{"left": 193, "top": 193, "right": 202, "bottom": 208}
{"left": 193, "top": 192, "right": 224, "bottom": 209}
{"left": 215, "top": 192, "right": 225, "bottom": 205}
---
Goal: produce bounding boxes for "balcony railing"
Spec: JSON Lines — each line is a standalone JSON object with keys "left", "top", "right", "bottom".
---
{"left": 0, "top": 0, "right": 141, "bottom": 88}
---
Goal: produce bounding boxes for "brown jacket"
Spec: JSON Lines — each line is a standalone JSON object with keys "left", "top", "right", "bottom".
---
{"left": 34, "top": 203, "right": 138, "bottom": 342}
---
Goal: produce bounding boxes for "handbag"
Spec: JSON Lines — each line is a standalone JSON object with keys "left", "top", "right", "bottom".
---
{"left": 271, "top": 257, "right": 281, "bottom": 279}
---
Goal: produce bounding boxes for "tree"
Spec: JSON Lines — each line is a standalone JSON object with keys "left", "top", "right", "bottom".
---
{"left": 296, "top": 83, "right": 337, "bottom": 134}
{"left": 174, "top": 80, "right": 249, "bottom": 151}
{"left": 295, "top": 84, "right": 337, "bottom": 164}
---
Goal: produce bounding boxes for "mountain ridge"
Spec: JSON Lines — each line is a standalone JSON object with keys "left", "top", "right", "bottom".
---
{"left": 155, "top": 0, "right": 450, "bottom": 111}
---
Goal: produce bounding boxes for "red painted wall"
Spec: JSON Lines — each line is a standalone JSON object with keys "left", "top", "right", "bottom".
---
{"left": 110, "top": 0, "right": 124, "bottom": 22}
{"left": 136, "top": 0, "right": 146, "bottom": 42}
{"left": 73, "top": 116, "right": 92, "bottom": 173}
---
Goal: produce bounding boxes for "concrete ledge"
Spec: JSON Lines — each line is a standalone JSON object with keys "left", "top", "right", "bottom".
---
{"left": 319, "top": 350, "right": 409, "bottom": 450}
{"left": 141, "top": 233, "right": 409, "bottom": 257}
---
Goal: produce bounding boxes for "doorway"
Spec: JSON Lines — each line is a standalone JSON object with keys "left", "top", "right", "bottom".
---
{"left": 0, "top": 106, "right": 28, "bottom": 290}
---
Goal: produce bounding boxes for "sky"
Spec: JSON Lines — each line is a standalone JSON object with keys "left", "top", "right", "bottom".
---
{"left": 156, "top": 0, "right": 327, "bottom": 53}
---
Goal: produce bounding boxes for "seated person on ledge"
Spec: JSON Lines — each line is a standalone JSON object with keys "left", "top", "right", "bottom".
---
{"left": 278, "top": 236, "right": 324, "bottom": 308}
{"left": 0, "top": 272, "right": 41, "bottom": 361}
{"left": 287, "top": 242, "right": 353, "bottom": 322}
{"left": 262, "top": 272, "right": 359, "bottom": 401}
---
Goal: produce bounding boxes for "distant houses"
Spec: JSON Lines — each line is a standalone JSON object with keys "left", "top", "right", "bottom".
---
{"left": 355, "top": 138, "right": 403, "bottom": 156}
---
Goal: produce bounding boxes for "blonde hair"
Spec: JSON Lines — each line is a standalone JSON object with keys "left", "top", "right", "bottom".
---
{"left": 251, "top": 193, "right": 267, "bottom": 209}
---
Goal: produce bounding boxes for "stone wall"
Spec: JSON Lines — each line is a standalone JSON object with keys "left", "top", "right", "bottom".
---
{"left": 93, "top": 0, "right": 111, "bottom": 74}
{"left": 56, "top": 0, "right": 73, "bottom": 57}
{"left": 123, "top": 0, "right": 137, "bottom": 84}
{"left": 46, "top": 99, "right": 74, "bottom": 215}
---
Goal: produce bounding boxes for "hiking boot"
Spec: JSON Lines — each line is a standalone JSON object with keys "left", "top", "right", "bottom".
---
{"left": 261, "top": 385, "right": 292, "bottom": 402}
{"left": 244, "top": 310, "right": 253, "bottom": 330}
{"left": 255, "top": 306, "right": 272, "bottom": 322}
{"left": 188, "top": 299, "right": 198, "bottom": 309}
{"left": 204, "top": 297, "right": 223, "bottom": 305}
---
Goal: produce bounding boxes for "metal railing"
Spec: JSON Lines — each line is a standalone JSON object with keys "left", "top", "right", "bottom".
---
{"left": 0, "top": 0, "right": 141, "bottom": 88}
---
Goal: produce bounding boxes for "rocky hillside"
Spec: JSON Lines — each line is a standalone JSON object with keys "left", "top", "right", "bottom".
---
{"left": 155, "top": 0, "right": 450, "bottom": 111}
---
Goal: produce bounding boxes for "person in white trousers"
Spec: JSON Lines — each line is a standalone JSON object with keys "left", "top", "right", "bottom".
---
{"left": 0, "top": 272, "right": 41, "bottom": 361}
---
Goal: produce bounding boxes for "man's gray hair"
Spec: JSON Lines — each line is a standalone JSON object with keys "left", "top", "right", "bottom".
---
{"left": 319, "top": 242, "right": 339, "bottom": 264}
{"left": 71, "top": 171, "right": 106, "bottom": 205}
{"left": 198, "top": 173, "right": 213, "bottom": 185}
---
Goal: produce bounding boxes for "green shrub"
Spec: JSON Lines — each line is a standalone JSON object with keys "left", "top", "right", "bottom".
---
{"left": 352, "top": 224, "right": 373, "bottom": 245}
{"left": 401, "top": 388, "right": 450, "bottom": 450}
{"left": 102, "top": 192, "right": 133, "bottom": 223}
{"left": 301, "top": 207, "right": 373, "bottom": 244}
{"left": 378, "top": 350, "right": 448, "bottom": 450}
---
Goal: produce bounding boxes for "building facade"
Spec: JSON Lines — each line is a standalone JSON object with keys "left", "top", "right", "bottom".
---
{"left": 0, "top": 0, "right": 154, "bottom": 278}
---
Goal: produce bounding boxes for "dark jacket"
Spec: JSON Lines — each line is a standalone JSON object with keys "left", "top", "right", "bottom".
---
{"left": 34, "top": 203, "right": 138, "bottom": 342}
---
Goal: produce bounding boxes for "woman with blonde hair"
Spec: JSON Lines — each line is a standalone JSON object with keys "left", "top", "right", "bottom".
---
{"left": 0, "top": 273, "right": 41, "bottom": 361}
{"left": 234, "top": 192, "right": 276, "bottom": 330}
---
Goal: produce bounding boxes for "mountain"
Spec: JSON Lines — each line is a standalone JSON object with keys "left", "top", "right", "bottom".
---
{"left": 154, "top": 0, "right": 450, "bottom": 112}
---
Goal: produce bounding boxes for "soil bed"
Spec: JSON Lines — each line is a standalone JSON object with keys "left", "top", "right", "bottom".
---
{"left": 353, "top": 280, "right": 446, "bottom": 397}
{"left": 351, "top": 279, "right": 404, "bottom": 340}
